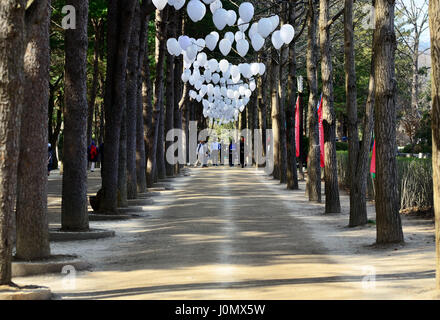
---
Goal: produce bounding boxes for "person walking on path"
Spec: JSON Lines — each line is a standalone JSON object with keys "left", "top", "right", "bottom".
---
{"left": 211, "top": 139, "right": 219, "bottom": 166}
{"left": 48, "top": 143, "right": 54, "bottom": 176}
{"left": 202, "top": 141, "right": 210, "bottom": 167}
{"left": 240, "top": 136, "right": 245, "bottom": 168}
{"left": 87, "top": 140, "right": 99, "bottom": 172}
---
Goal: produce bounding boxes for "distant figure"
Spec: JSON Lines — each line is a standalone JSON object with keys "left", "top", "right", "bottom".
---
{"left": 240, "top": 136, "right": 245, "bottom": 168}
{"left": 48, "top": 143, "right": 53, "bottom": 176}
{"left": 229, "top": 139, "right": 235, "bottom": 167}
{"left": 211, "top": 139, "right": 219, "bottom": 166}
{"left": 88, "top": 140, "right": 99, "bottom": 172}
{"left": 218, "top": 138, "right": 222, "bottom": 165}
{"left": 99, "top": 142, "right": 104, "bottom": 176}
{"left": 196, "top": 140, "right": 203, "bottom": 166}
{"left": 202, "top": 141, "right": 209, "bottom": 167}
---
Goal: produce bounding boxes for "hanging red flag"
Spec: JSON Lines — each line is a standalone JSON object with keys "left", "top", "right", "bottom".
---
{"left": 317, "top": 94, "right": 325, "bottom": 168}
{"left": 295, "top": 96, "right": 300, "bottom": 158}
{"left": 370, "top": 140, "right": 376, "bottom": 178}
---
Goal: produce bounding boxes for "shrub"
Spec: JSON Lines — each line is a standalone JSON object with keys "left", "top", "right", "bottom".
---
{"left": 336, "top": 151, "right": 433, "bottom": 210}
{"left": 336, "top": 142, "right": 348, "bottom": 151}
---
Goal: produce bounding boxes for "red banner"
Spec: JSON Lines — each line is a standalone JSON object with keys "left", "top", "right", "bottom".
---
{"left": 370, "top": 140, "right": 376, "bottom": 178}
{"left": 295, "top": 96, "right": 300, "bottom": 158}
{"left": 318, "top": 95, "right": 325, "bottom": 168}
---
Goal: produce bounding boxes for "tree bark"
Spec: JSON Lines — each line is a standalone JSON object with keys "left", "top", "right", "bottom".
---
{"left": 150, "top": 8, "right": 168, "bottom": 182}
{"left": 345, "top": 0, "right": 374, "bottom": 227}
{"left": 136, "top": 3, "right": 153, "bottom": 193}
{"left": 306, "top": 0, "right": 321, "bottom": 202}
{"left": 373, "top": 0, "right": 404, "bottom": 243}
{"left": 286, "top": 2, "right": 299, "bottom": 190}
{"left": 16, "top": 0, "right": 51, "bottom": 260}
{"left": 278, "top": 14, "right": 288, "bottom": 184}
{"left": 87, "top": 18, "right": 103, "bottom": 148}
{"left": 165, "top": 11, "right": 176, "bottom": 177}
{"left": 62, "top": 0, "right": 90, "bottom": 230}
{"left": 429, "top": 0, "right": 440, "bottom": 289}
{"left": 100, "top": 0, "right": 136, "bottom": 213}
{"left": 126, "top": 2, "right": 141, "bottom": 200}
{"left": 0, "top": 0, "right": 26, "bottom": 285}
{"left": 270, "top": 52, "right": 281, "bottom": 180}
{"left": 118, "top": 108, "right": 128, "bottom": 207}
{"left": 319, "top": 0, "right": 341, "bottom": 213}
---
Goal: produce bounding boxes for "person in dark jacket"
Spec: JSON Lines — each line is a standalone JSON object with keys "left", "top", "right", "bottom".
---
{"left": 48, "top": 143, "right": 53, "bottom": 176}
{"left": 240, "top": 136, "right": 245, "bottom": 168}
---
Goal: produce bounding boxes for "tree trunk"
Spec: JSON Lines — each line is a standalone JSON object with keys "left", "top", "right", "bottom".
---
{"left": 319, "top": 0, "right": 341, "bottom": 213}
{"left": 373, "top": 0, "right": 404, "bottom": 244}
{"left": 306, "top": 0, "right": 321, "bottom": 202}
{"left": 0, "top": 0, "right": 26, "bottom": 285}
{"left": 153, "top": 8, "right": 168, "bottom": 181}
{"left": 87, "top": 18, "right": 103, "bottom": 148}
{"left": 118, "top": 108, "right": 128, "bottom": 207}
{"left": 126, "top": 2, "right": 141, "bottom": 200}
{"left": 270, "top": 54, "right": 281, "bottom": 180}
{"left": 285, "top": 2, "right": 298, "bottom": 190}
{"left": 100, "top": 0, "right": 136, "bottom": 213}
{"left": 165, "top": 12, "right": 176, "bottom": 177}
{"left": 429, "top": 0, "right": 440, "bottom": 289}
{"left": 278, "top": 15, "right": 288, "bottom": 184}
{"left": 345, "top": 0, "right": 362, "bottom": 225}
{"left": 136, "top": 4, "right": 152, "bottom": 194}
{"left": 62, "top": 0, "right": 89, "bottom": 230}
{"left": 16, "top": 0, "right": 51, "bottom": 260}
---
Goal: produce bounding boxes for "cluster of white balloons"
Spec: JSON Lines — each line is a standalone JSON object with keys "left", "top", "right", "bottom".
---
{"left": 157, "top": 0, "right": 295, "bottom": 123}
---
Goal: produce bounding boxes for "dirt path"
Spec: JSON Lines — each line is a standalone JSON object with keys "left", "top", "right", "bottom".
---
{"left": 14, "top": 167, "right": 438, "bottom": 299}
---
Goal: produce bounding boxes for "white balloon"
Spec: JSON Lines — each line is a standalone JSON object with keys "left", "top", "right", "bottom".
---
{"left": 226, "top": 10, "right": 237, "bottom": 26}
{"left": 208, "top": 58, "right": 219, "bottom": 71}
{"left": 210, "top": 0, "right": 222, "bottom": 13}
{"left": 271, "top": 30, "right": 283, "bottom": 50}
{"left": 270, "top": 15, "right": 280, "bottom": 32}
{"left": 186, "top": 44, "right": 198, "bottom": 60}
{"left": 237, "top": 18, "right": 249, "bottom": 33}
{"left": 212, "top": 73, "right": 220, "bottom": 84}
{"left": 257, "top": 18, "right": 272, "bottom": 38}
{"left": 224, "top": 31, "right": 235, "bottom": 44}
{"left": 251, "top": 33, "right": 264, "bottom": 51}
{"left": 250, "top": 62, "right": 260, "bottom": 75}
{"left": 230, "top": 65, "right": 240, "bottom": 78}
{"left": 173, "top": 0, "right": 186, "bottom": 10}
{"left": 153, "top": 0, "right": 168, "bottom": 10}
{"left": 258, "top": 63, "right": 266, "bottom": 75}
{"left": 166, "top": 38, "right": 179, "bottom": 56}
{"left": 197, "top": 52, "right": 207, "bottom": 65}
{"left": 219, "top": 59, "right": 229, "bottom": 73}
{"left": 187, "top": 0, "right": 206, "bottom": 22}
{"left": 239, "top": 63, "right": 252, "bottom": 78}
{"left": 219, "top": 38, "right": 232, "bottom": 56}
{"left": 248, "top": 22, "right": 259, "bottom": 38}
{"left": 168, "top": 0, "right": 176, "bottom": 5}
{"left": 178, "top": 35, "right": 191, "bottom": 50}
{"left": 205, "top": 34, "right": 218, "bottom": 51}
{"left": 280, "top": 24, "right": 295, "bottom": 44}
{"left": 236, "top": 39, "right": 249, "bottom": 57}
{"left": 249, "top": 81, "right": 256, "bottom": 91}
{"left": 196, "top": 38, "right": 206, "bottom": 50}
{"left": 239, "top": 2, "right": 254, "bottom": 23}
{"left": 202, "top": 0, "right": 215, "bottom": 3}
{"left": 213, "top": 8, "right": 228, "bottom": 30}
{"left": 235, "top": 31, "right": 245, "bottom": 42}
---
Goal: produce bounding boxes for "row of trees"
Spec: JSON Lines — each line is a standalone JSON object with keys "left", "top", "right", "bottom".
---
{"left": 0, "top": 0, "right": 439, "bottom": 292}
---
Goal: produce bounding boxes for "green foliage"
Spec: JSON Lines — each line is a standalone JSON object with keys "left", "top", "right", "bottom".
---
{"left": 336, "top": 142, "right": 348, "bottom": 151}
{"left": 337, "top": 151, "right": 433, "bottom": 210}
